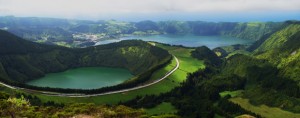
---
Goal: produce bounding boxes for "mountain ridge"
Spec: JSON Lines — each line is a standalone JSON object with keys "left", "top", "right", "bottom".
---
{"left": 0, "top": 16, "right": 283, "bottom": 48}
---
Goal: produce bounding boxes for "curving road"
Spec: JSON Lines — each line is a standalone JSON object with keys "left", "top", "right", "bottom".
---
{"left": 0, "top": 55, "right": 179, "bottom": 97}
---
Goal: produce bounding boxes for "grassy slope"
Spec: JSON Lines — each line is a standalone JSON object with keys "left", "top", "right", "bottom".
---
{"left": 220, "top": 90, "right": 300, "bottom": 117}
{"left": 145, "top": 102, "right": 177, "bottom": 115}
{"left": 219, "top": 90, "right": 244, "bottom": 98}
{"left": 217, "top": 23, "right": 300, "bottom": 117}
{"left": 254, "top": 24, "right": 300, "bottom": 53}
{"left": 230, "top": 97, "right": 300, "bottom": 118}
{"left": 254, "top": 24, "right": 300, "bottom": 66}
{"left": 6, "top": 43, "right": 204, "bottom": 104}
{"left": 253, "top": 24, "right": 300, "bottom": 81}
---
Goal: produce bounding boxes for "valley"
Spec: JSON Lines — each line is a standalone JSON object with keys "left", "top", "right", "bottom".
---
{"left": 0, "top": 16, "right": 300, "bottom": 118}
{"left": 0, "top": 16, "right": 280, "bottom": 48}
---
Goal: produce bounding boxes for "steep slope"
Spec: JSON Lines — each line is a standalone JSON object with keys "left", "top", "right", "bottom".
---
{"left": 253, "top": 22, "right": 300, "bottom": 81}
{"left": 0, "top": 30, "right": 171, "bottom": 83}
{"left": 220, "top": 22, "right": 282, "bottom": 41}
{"left": 216, "top": 21, "right": 300, "bottom": 113}
{"left": 0, "top": 29, "right": 58, "bottom": 54}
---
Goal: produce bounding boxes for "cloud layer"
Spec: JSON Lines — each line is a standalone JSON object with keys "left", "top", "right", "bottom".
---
{"left": 0, "top": 0, "right": 299, "bottom": 20}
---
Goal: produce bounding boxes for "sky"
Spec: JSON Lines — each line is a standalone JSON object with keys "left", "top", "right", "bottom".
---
{"left": 0, "top": 0, "right": 299, "bottom": 22}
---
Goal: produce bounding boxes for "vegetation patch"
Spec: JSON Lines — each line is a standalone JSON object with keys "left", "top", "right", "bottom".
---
{"left": 219, "top": 90, "right": 244, "bottom": 98}
{"left": 145, "top": 102, "right": 177, "bottom": 115}
{"left": 230, "top": 97, "right": 300, "bottom": 118}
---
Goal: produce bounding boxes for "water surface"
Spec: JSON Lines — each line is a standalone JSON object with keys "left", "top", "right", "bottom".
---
{"left": 26, "top": 67, "right": 133, "bottom": 89}
{"left": 122, "top": 34, "right": 254, "bottom": 49}
{"left": 96, "top": 34, "right": 254, "bottom": 49}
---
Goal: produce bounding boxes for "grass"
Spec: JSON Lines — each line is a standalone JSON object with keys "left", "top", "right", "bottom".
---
{"left": 145, "top": 102, "right": 177, "bottom": 115}
{"left": 54, "top": 41, "right": 72, "bottom": 47}
{"left": 4, "top": 43, "right": 205, "bottom": 105}
{"left": 230, "top": 97, "right": 300, "bottom": 118}
{"left": 219, "top": 90, "right": 244, "bottom": 98}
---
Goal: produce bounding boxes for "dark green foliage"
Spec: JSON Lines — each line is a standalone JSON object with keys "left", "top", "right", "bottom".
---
{"left": 0, "top": 30, "right": 59, "bottom": 54}
{"left": 123, "top": 66, "right": 252, "bottom": 117}
{"left": 251, "top": 23, "right": 300, "bottom": 81}
{"left": 220, "top": 53, "right": 300, "bottom": 112}
{"left": 122, "top": 94, "right": 166, "bottom": 109}
{"left": 15, "top": 93, "right": 42, "bottom": 106}
{"left": 212, "top": 47, "right": 228, "bottom": 58}
{"left": 216, "top": 96, "right": 261, "bottom": 118}
{"left": 243, "top": 86, "right": 300, "bottom": 113}
{"left": 220, "top": 54, "right": 275, "bottom": 81}
{"left": 246, "top": 32, "right": 275, "bottom": 52}
{"left": 191, "top": 46, "right": 222, "bottom": 66}
{"left": 14, "top": 93, "right": 64, "bottom": 107}
{"left": 0, "top": 92, "right": 9, "bottom": 100}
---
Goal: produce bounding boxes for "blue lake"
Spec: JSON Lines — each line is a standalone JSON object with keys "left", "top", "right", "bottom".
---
{"left": 96, "top": 34, "right": 254, "bottom": 49}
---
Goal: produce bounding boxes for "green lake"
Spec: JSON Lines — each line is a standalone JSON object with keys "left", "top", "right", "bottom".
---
{"left": 26, "top": 67, "right": 133, "bottom": 89}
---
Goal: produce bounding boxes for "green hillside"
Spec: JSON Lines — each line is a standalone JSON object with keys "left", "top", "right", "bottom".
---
{"left": 219, "top": 22, "right": 300, "bottom": 115}
{"left": 253, "top": 22, "right": 300, "bottom": 81}
{"left": 0, "top": 30, "right": 171, "bottom": 92}
{"left": 121, "top": 21, "right": 300, "bottom": 117}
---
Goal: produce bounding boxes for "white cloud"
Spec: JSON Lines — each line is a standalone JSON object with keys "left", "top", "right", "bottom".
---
{"left": 0, "top": 0, "right": 299, "bottom": 19}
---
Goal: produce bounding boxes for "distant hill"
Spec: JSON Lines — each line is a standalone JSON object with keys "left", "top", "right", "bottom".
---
{"left": 0, "top": 16, "right": 283, "bottom": 48}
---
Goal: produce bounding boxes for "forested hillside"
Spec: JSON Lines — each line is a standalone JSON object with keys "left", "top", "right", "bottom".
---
{"left": 210, "top": 21, "right": 300, "bottom": 115}
{"left": 252, "top": 22, "right": 300, "bottom": 81}
{"left": 0, "top": 30, "right": 171, "bottom": 86}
